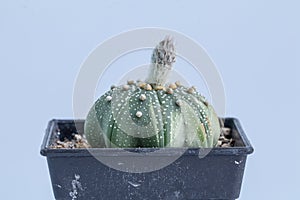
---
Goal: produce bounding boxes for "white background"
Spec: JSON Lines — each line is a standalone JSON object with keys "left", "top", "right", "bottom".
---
{"left": 1, "top": 0, "right": 299, "bottom": 199}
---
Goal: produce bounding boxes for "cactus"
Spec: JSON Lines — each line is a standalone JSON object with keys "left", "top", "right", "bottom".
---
{"left": 84, "top": 37, "right": 221, "bottom": 148}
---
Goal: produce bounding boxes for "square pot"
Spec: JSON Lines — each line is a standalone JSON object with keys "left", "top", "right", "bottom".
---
{"left": 40, "top": 118, "right": 253, "bottom": 200}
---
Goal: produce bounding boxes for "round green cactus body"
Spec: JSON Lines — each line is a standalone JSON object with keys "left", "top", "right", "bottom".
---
{"left": 84, "top": 37, "right": 221, "bottom": 148}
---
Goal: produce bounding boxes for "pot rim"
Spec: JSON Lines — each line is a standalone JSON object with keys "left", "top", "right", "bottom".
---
{"left": 40, "top": 118, "right": 254, "bottom": 157}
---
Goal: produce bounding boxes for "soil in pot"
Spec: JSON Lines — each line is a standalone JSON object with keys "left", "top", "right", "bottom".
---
{"left": 49, "top": 119, "right": 235, "bottom": 149}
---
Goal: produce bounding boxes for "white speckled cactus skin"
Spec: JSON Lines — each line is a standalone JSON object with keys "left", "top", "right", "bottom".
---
{"left": 84, "top": 37, "right": 221, "bottom": 148}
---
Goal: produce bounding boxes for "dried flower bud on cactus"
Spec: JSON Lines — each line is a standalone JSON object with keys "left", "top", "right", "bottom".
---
{"left": 84, "top": 36, "right": 221, "bottom": 148}
{"left": 146, "top": 36, "right": 176, "bottom": 86}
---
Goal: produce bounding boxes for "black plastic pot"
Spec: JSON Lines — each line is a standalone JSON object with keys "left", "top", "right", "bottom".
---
{"left": 41, "top": 118, "right": 253, "bottom": 200}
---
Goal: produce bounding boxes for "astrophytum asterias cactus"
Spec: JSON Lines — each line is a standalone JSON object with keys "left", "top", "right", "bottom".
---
{"left": 84, "top": 37, "right": 221, "bottom": 148}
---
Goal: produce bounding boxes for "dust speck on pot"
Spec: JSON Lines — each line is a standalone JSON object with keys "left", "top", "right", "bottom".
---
{"left": 235, "top": 160, "right": 242, "bottom": 165}
{"left": 69, "top": 174, "right": 84, "bottom": 200}
{"left": 128, "top": 181, "right": 141, "bottom": 188}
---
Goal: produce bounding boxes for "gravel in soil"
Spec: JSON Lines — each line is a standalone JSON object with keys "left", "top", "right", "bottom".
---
{"left": 50, "top": 133, "right": 91, "bottom": 149}
{"left": 50, "top": 126, "right": 234, "bottom": 149}
{"left": 217, "top": 127, "right": 235, "bottom": 147}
